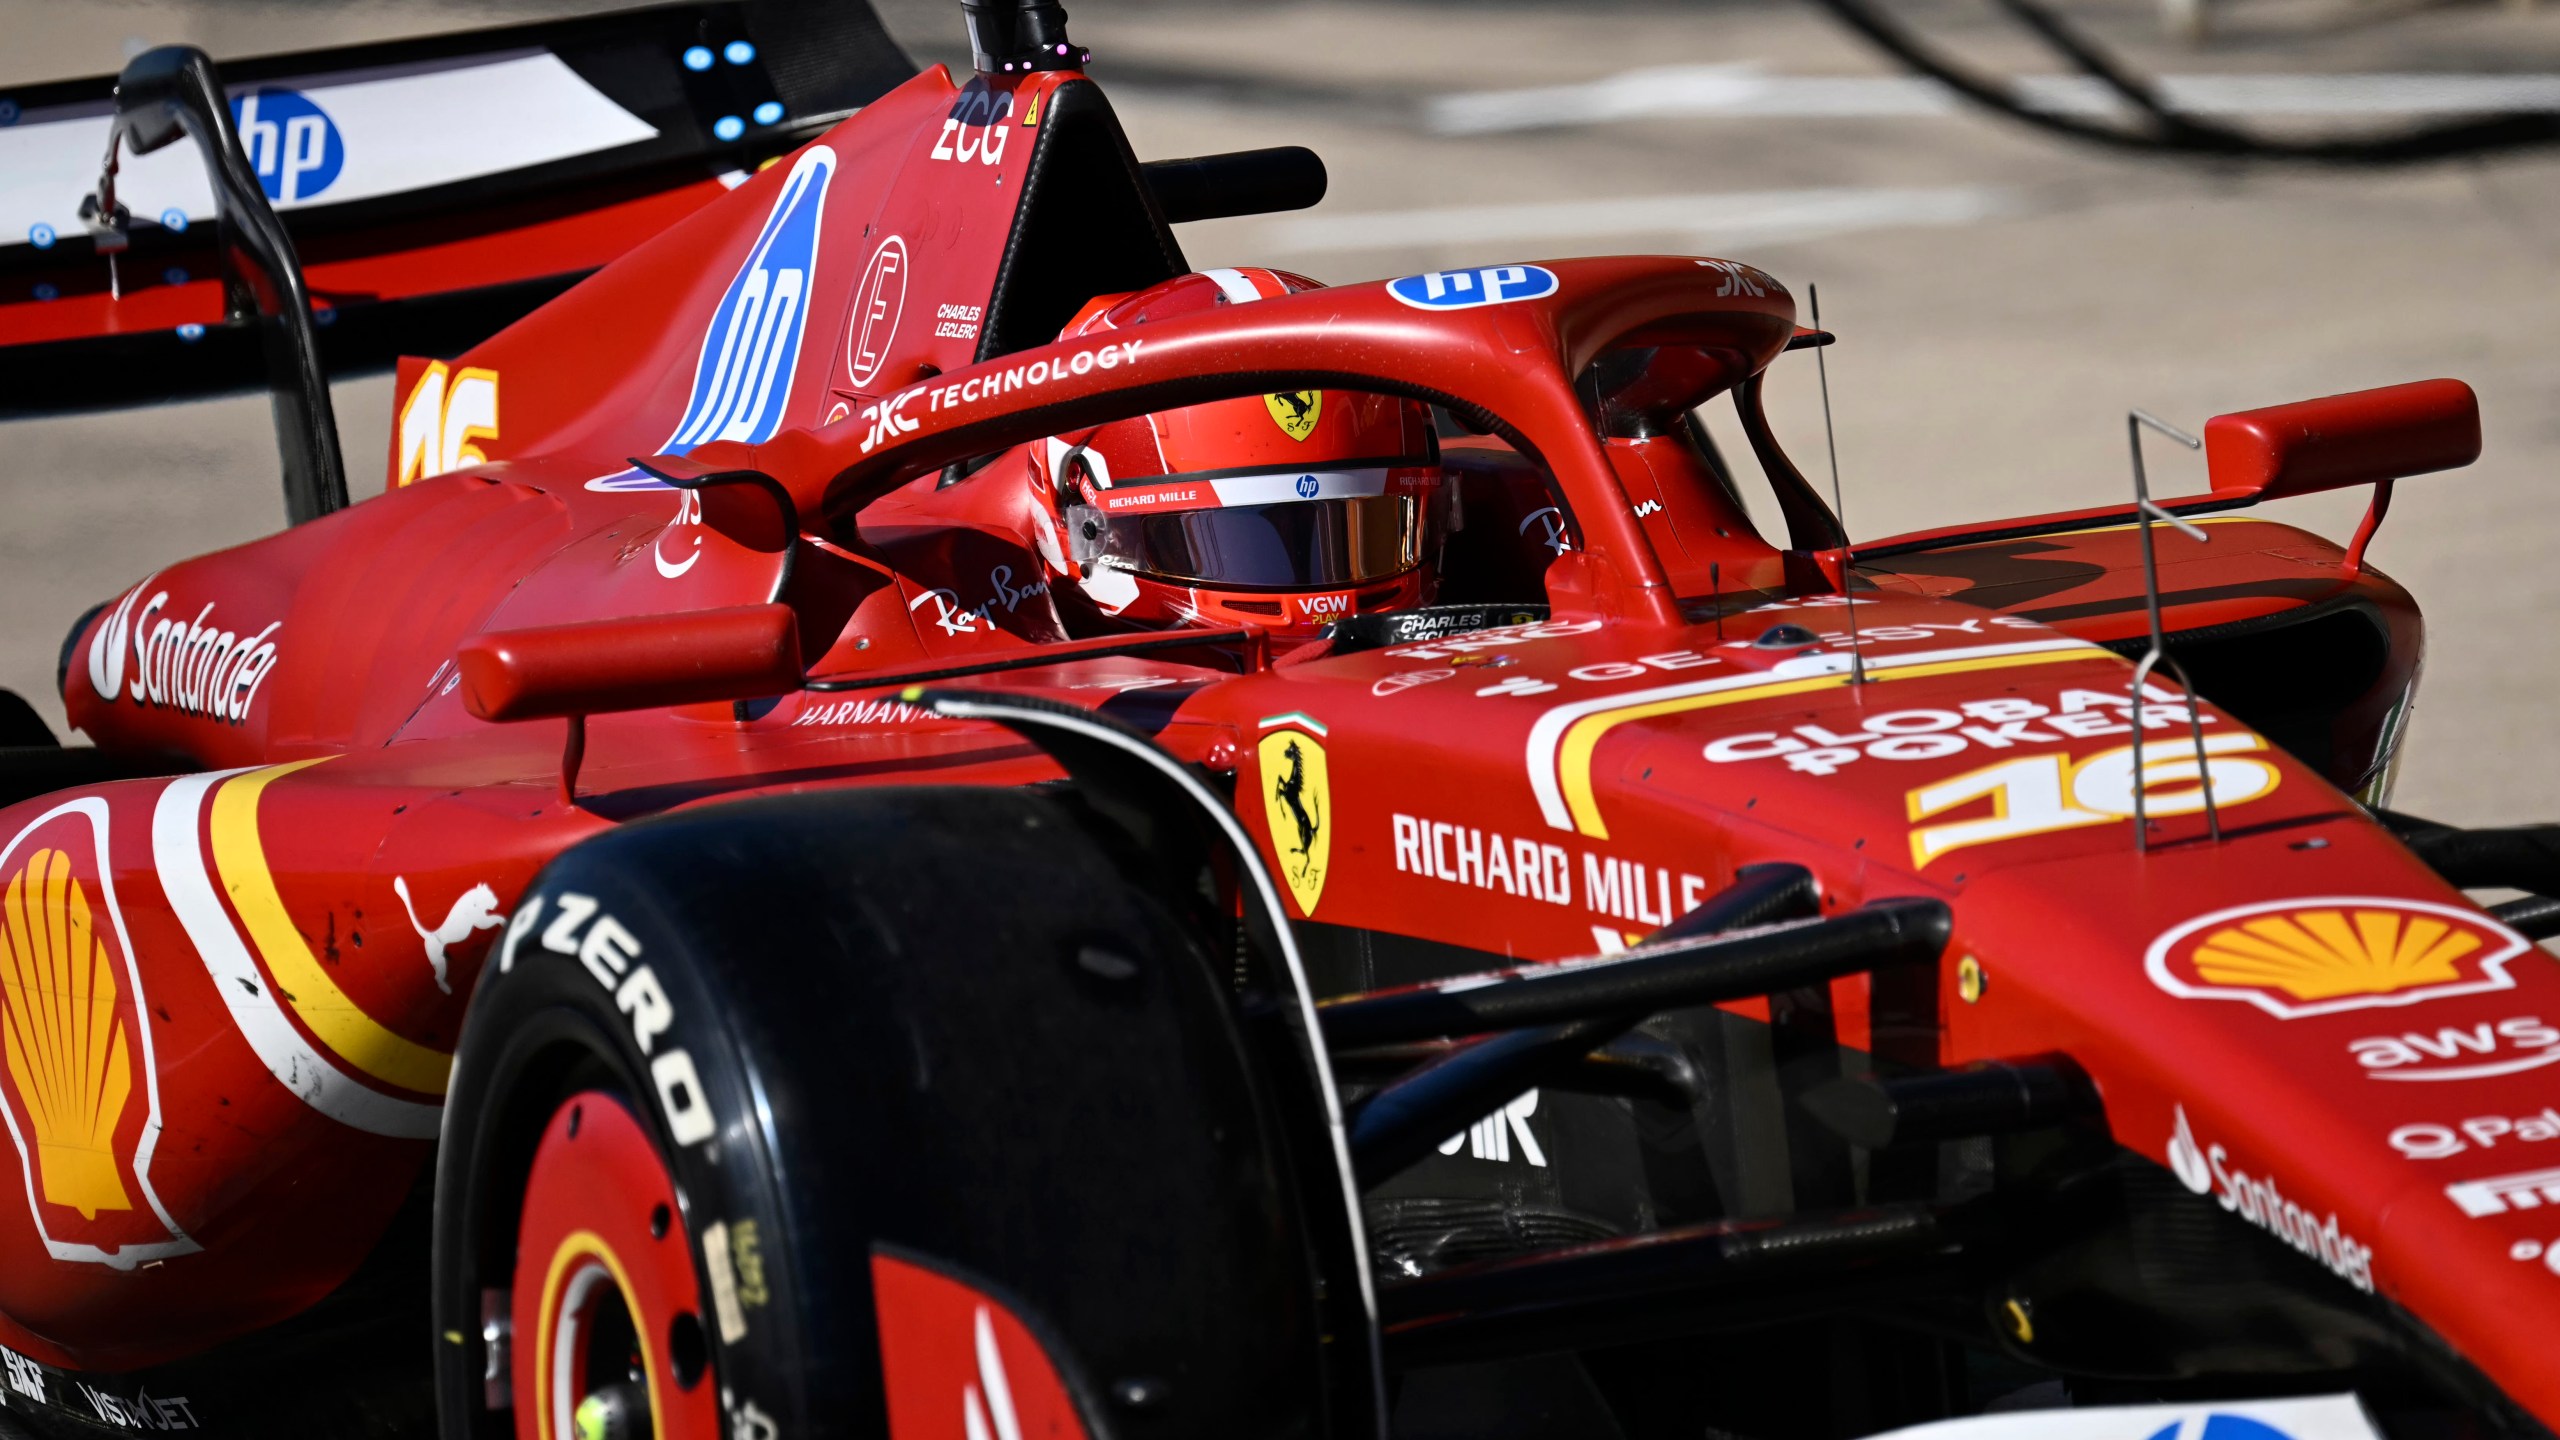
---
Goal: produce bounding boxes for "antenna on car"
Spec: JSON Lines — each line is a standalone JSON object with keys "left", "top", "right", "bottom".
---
{"left": 1809, "top": 285, "right": 1865, "bottom": 685}
{"left": 2124, "top": 409, "right": 2218, "bottom": 852}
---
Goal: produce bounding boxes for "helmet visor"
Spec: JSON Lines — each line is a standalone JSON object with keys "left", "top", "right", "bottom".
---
{"left": 1107, "top": 495, "right": 1422, "bottom": 589}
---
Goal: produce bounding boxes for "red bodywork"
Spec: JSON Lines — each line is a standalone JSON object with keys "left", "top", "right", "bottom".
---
{"left": 0, "top": 53, "right": 2541, "bottom": 1430}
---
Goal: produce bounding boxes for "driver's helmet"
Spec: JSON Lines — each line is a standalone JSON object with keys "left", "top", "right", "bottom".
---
{"left": 1037, "top": 267, "right": 1447, "bottom": 636}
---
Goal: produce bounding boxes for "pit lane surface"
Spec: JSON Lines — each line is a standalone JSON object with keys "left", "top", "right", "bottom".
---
{"left": 4, "top": 0, "right": 2559, "bottom": 823}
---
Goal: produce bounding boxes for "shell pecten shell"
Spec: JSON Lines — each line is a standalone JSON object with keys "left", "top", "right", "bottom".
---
{"left": 2191, "top": 907, "right": 2481, "bottom": 1002}
{"left": 0, "top": 847, "right": 134, "bottom": 1219}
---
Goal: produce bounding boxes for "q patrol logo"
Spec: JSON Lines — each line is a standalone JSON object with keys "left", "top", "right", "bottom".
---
{"left": 589, "top": 145, "right": 837, "bottom": 491}
{"left": 1258, "top": 714, "right": 1331, "bottom": 915}
{"left": 0, "top": 801, "right": 195, "bottom": 1269}
{"left": 229, "top": 88, "right": 343, "bottom": 204}
{"left": 2148, "top": 897, "right": 2528, "bottom": 1020}
{"left": 1266, "top": 390, "right": 1321, "bottom": 441}
{"left": 1387, "top": 265, "right": 1559, "bottom": 311}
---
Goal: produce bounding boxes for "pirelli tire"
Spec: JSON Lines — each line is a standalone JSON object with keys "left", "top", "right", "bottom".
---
{"left": 431, "top": 786, "right": 1325, "bottom": 1440}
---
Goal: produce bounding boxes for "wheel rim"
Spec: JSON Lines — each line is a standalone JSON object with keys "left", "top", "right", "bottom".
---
{"left": 513, "top": 1090, "right": 720, "bottom": 1440}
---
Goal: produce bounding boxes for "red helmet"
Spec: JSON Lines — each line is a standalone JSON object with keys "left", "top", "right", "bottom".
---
{"left": 1036, "top": 268, "right": 1447, "bottom": 636}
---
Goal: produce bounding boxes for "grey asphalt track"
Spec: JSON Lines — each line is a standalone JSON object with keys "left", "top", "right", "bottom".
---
{"left": 4, "top": 0, "right": 2559, "bottom": 823}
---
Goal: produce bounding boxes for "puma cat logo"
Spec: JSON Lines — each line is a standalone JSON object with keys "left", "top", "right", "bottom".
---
{"left": 393, "top": 876, "right": 506, "bottom": 994}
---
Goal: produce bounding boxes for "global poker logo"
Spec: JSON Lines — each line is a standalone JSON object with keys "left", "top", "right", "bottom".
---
{"left": 589, "top": 146, "right": 838, "bottom": 492}
{"left": 229, "top": 88, "right": 343, "bottom": 204}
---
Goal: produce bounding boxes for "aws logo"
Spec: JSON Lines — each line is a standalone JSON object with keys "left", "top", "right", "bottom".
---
{"left": 2149, "top": 897, "right": 2529, "bottom": 1020}
{"left": 229, "top": 88, "right": 342, "bottom": 204}
{"left": 590, "top": 145, "right": 837, "bottom": 491}
{"left": 393, "top": 362, "right": 498, "bottom": 487}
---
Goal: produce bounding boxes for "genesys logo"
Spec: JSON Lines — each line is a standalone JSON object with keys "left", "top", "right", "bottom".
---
{"left": 589, "top": 145, "right": 837, "bottom": 492}
{"left": 2167, "top": 1105, "right": 2375, "bottom": 1292}
{"left": 2352, "top": 1013, "right": 2560, "bottom": 1082}
{"left": 85, "top": 579, "right": 282, "bottom": 726}
{"left": 229, "top": 88, "right": 342, "bottom": 204}
{"left": 2149, "top": 897, "right": 2528, "bottom": 1020}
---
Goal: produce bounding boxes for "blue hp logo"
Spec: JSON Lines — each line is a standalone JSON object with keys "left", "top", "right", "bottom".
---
{"left": 1387, "top": 265, "right": 1559, "bottom": 311}
{"left": 1296, "top": 475, "right": 1320, "bottom": 499}
{"left": 230, "top": 88, "right": 343, "bottom": 203}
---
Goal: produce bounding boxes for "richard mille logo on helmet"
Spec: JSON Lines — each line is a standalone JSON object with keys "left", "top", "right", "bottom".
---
{"left": 2148, "top": 898, "right": 2528, "bottom": 1020}
{"left": 1258, "top": 714, "right": 1330, "bottom": 915}
{"left": 1266, "top": 390, "right": 1321, "bottom": 441}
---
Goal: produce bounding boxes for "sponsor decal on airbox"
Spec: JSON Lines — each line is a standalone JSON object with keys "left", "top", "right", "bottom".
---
{"left": 84, "top": 577, "right": 283, "bottom": 726}
{"left": 0, "top": 801, "right": 197, "bottom": 1268}
{"left": 2149, "top": 898, "right": 2529, "bottom": 1020}
{"left": 588, "top": 145, "right": 837, "bottom": 491}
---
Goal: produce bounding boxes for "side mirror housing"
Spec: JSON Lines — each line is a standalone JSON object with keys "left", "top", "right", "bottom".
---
{"left": 2205, "top": 378, "right": 2480, "bottom": 502}
{"left": 458, "top": 604, "right": 802, "bottom": 722}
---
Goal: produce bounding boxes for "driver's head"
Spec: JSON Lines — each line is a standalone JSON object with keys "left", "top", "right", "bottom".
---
{"left": 1037, "top": 268, "right": 1447, "bottom": 636}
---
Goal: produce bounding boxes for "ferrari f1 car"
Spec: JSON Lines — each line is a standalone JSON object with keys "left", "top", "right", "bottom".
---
{"left": 0, "top": 2, "right": 2553, "bottom": 1437}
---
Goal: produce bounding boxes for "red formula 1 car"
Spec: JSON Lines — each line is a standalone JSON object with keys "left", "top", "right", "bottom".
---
{"left": 0, "top": 3, "right": 2551, "bottom": 1438}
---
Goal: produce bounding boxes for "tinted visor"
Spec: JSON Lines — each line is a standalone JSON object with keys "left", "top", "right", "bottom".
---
{"left": 1110, "top": 495, "right": 1422, "bottom": 588}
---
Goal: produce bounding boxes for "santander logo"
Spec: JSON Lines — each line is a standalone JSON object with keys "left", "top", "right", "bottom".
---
{"left": 86, "top": 577, "right": 282, "bottom": 726}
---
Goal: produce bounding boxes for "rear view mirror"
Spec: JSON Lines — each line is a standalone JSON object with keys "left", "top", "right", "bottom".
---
{"left": 458, "top": 604, "right": 803, "bottom": 722}
{"left": 2205, "top": 378, "right": 2480, "bottom": 502}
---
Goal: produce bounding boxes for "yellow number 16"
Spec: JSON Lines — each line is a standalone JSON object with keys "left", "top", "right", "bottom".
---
{"left": 1907, "top": 732, "right": 2280, "bottom": 868}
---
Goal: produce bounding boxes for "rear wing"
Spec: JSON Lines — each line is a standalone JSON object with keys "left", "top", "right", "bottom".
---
{"left": 0, "top": 0, "right": 915, "bottom": 416}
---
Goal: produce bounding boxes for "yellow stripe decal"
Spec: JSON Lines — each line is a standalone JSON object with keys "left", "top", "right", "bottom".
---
{"left": 208, "top": 759, "right": 453, "bottom": 1096}
{"left": 1558, "top": 647, "right": 2107, "bottom": 839}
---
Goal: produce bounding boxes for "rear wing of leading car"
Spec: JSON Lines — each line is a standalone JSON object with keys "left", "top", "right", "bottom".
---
{"left": 0, "top": 0, "right": 916, "bottom": 419}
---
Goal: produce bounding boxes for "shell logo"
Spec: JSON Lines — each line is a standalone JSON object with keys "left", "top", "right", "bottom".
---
{"left": 2148, "top": 897, "right": 2529, "bottom": 1020}
{"left": 0, "top": 801, "right": 195, "bottom": 1268}
{"left": 1, "top": 849, "right": 134, "bottom": 1220}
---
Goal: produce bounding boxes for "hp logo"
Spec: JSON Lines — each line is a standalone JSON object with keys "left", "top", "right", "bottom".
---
{"left": 1295, "top": 475, "right": 1320, "bottom": 499}
{"left": 230, "top": 88, "right": 343, "bottom": 204}
{"left": 1387, "top": 265, "right": 1559, "bottom": 312}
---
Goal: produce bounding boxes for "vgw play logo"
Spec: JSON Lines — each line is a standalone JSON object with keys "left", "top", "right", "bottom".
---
{"left": 590, "top": 145, "right": 837, "bottom": 491}
{"left": 228, "top": 88, "right": 342, "bottom": 204}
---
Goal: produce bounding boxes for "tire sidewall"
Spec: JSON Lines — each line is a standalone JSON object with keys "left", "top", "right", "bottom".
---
{"left": 435, "top": 873, "right": 815, "bottom": 1440}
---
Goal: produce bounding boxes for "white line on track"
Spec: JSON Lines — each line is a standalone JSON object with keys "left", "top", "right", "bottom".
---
{"left": 1261, "top": 186, "right": 2020, "bottom": 254}
{"left": 1429, "top": 63, "right": 2560, "bottom": 134}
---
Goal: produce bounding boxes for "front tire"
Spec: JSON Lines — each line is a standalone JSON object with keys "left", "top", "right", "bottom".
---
{"left": 432, "top": 787, "right": 1327, "bottom": 1440}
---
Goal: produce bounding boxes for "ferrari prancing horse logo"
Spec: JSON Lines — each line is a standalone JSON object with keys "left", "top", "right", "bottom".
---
{"left": 1266, "top": 390, "right": 1321, "bottom": 442}
{"left": 1258, "top": 717, "right": 1330, "bottom": 915}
